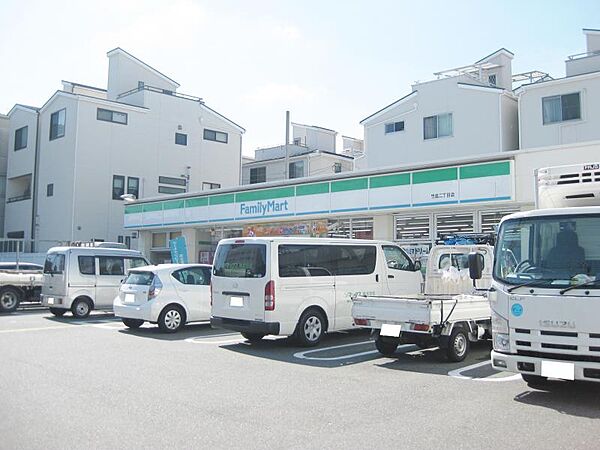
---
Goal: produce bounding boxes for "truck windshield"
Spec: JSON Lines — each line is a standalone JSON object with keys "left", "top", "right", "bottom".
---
{"left": 494, "top": 214, "right": 600, "bottom": 288}
{"left": 44, "top": 253, "right": 65, "bottom": 275}
{"left": 213, "top": 243, "right": 266, "bottom": 278}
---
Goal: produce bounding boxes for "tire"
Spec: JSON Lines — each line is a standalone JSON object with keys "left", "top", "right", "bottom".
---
{"left": 522, "top": 374, "right": 549, "bottom": 389}
{"left": 241, "top": 332, "right": 265, "bottom": 342}
{"left": 446, "top": 328, "right": 469, "bottom": 362}
{"left": 375, "top": 335, "right": 399, "bottom": 356}
{"left": 293, "top": 309, "right": 326, "bottom": 347}
{"left": 0, "top": 287, "right": 21, "bottom": 313}
{"left": 71, "top": 298, "right": 92, "bottom": 319}
{"left": 158, "top": 305, "right": 185, "bottom": 333}
{"left": 49, "top": 308, "right": 66, "bottom": 317}
{"left": 122, "top": 318, "right": 144, "bottom": 329}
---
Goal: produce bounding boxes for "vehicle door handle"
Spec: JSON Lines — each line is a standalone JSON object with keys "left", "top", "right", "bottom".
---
{"left": 388, "top": 275, "right": 395, "bottom": 279}
{"left": 375, "top": 274, "right": 379, "bottom": 282}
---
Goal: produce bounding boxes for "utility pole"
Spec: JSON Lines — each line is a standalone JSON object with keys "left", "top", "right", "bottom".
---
{"left": 284, "top": 110, "right": 290, "bottom": 180}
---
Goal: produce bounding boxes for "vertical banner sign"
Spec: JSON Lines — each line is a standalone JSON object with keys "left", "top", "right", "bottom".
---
{"left": 169, "top": 236, "right": 189, "bottom": 264}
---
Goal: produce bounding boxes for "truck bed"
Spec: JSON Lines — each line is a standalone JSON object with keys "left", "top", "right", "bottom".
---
{"left": 352, "top": 293, "right": 490, "bottom": 330}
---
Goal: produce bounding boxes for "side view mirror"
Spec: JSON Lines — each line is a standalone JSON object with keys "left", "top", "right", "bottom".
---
{"left": 413, "top": 260, "right": 422, "bottom": 272}
{"left": 468, "top": 252, "right": 484, "bottom": 280}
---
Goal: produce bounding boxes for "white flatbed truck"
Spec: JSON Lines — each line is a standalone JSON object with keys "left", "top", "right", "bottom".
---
{"left": 352, "top": 240, "right": 494, "bottom": 361}
{"left": 0, "top": 269, "right": 44, "bottom": 313}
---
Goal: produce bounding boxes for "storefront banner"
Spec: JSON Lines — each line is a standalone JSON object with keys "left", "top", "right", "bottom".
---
{"left": 243, "top": 220, "right": 328, "bottom": 238}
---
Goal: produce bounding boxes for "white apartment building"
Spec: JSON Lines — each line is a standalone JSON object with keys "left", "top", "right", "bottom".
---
{"left": 0, "top": 114, "right": 8, "bottom": 237}
{"left": 361, "top": 49, "right": 519, "bottom": 169}
{"left": 4, "top": 48, "right": 244, "bottom": 250}
{"left": 241, "top": 123, "right": 354, "bottom": 185}
{"left": 519, "top": 28, "right": 600, "bottom": 149}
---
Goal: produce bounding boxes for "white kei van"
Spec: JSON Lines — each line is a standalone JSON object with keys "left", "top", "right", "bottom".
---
{"left": 210, "top": 237, "right": 423, "bottom": 346}
{"left": 41, "top": 246, "right": 148, "bottom": 318}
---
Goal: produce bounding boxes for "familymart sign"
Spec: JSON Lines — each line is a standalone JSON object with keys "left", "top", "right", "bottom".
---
{"left": 124, "top": 160, "right": 513, "bottom": 228}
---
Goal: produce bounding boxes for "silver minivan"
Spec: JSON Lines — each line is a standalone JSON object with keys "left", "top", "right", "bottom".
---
{"left": 41, "top": 246, "right": 148, "bottom": 318}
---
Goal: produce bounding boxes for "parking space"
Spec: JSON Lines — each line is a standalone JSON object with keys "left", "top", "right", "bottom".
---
{"left": 2, "top": 311, "right": 600, "bottom": 449}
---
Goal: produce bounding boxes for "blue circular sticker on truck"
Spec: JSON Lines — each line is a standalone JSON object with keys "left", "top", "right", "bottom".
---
{"left": 511, "top": 303, "right": 523, "bottom": 317}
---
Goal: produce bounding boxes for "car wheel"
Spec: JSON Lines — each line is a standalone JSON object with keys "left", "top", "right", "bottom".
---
{"left": 294, "top": 309, "right": 325, "bottom": 347}
{"left": 522, "top": 374, "right": 549, "bottom": 389}
{"left": 0, "top": 287, "right": 21, "bottom": 313}
{"left": 446, "top": 328, "right": 469, "bottom": 362}
{"left": 158, "top": 305, "right": 185, "bottom": 333}
{"left": 375, "top": 335, "right": 399, "bottom": 356}
{"left": 122, "top": 318, "right": 144, "bottom": 329}
{"left": 49, "top": 308, "right": 66, "bottom": 317}
{"left": 241, "top": 332, "right": 265, "bottom": 342}
{"left": 71, "top": 298, "right": 92, "bottom": 319}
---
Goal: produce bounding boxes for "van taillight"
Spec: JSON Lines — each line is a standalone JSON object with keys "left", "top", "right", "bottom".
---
{"left": 264, "top": 280, "right": 275, "bottom": 311}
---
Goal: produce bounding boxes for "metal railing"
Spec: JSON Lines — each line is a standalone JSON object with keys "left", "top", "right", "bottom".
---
{"left": 567, "top": 50, "right": 600, "bottom": 60}
{"left": 7, "top": 194, "right": 32, "bottom": 203}
{"left": 117, "top": 84, "right": 204, "bottom": 103}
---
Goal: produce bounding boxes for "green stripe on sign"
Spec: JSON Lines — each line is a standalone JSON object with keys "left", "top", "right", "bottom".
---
{"left": 143, "top": 203, "right": 162, "bottom": 213}
{"left": 185, "top": 197, "right": 209, "bottom": 208}
{"left": 331, "top": 178, "right": 368, "bottom": 192}
{"left": 369, "top": 173, "right": 410, "bottom": 189}
{"left": 163, "top": 200, "right": 184, "bottom": 211}
{"left": 460, "top": 161, "right": 510, "bottom": 179}
{"left": 412, "top": 167, "right": 457, "bottom": 184}
{"left": 209, "top": 194, "right": 235, "bottom": 205}
{"left": 296, "top": 182, "right": 329, "bottom": 196}
{"left": 236, "top": 187, "right": 295, "bottom": 202}
{"left": 125, "top": 204, "right": 143, "bottom": 214}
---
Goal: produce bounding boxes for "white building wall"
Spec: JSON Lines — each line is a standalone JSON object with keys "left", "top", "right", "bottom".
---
{"left": 519, "top": 74, "right": 600, "bottom": 149}
{"left": 364, "top": 76, "right": 515, "bottom": 169}
{"left": 0, "top": 115, "right": 8, "bottom": 236}
{"left": 292, "top": 125, "right": 336, "bottom": 152}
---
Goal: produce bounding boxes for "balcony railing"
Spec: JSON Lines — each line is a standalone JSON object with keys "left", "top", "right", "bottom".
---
{"left": 7, "top": 194, "right": 31, "bottom": 203}
{"left": 567, "top": 50, "right": 600, "bottom": 60}
{"left": 117, "top": 85, "right": 204, "bottom": 103}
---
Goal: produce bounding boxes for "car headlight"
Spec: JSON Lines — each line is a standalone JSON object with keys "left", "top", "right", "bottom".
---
{"left": 492, "top": 332, "right": 510, "bottom": 352}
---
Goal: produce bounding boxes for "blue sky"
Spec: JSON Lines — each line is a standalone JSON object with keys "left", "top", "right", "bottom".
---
{"left": 0, "top": 0, "right": 598, "bottom": 155}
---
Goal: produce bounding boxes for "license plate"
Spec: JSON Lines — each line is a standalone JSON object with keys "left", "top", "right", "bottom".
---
{"left": 380, "top": 323, "right": 402, "bottom": 337}
{"left": 230, "top": 296, "right": 244, "bottom": 307}
{"left": 47, "top": 297, "right": 55, "bottom": 305}
{"left": 541, "top": 360, "right": 575, "bottom": 380}
{"left": 124, "top": 294, "right": 135, "bottom": 303}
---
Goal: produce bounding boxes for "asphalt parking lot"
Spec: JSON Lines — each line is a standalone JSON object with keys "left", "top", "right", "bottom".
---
{"left": 2, "top": 310, "right": 600, "bottom": 449}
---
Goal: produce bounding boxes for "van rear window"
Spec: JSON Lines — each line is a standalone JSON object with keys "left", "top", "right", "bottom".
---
{"left": 124, "top": 271, "right": 154, "bottom": 286}
{"left": 213, "top": 244, "right": 266, "bottom": 278}
{"left": 278, "top": 244, "right": 376, "bottom": 277}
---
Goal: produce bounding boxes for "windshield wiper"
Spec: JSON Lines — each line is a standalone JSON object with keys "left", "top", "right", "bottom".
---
{"left": 559, "top": 279, "right": 600, "bottom": 295}
{"left": 507, "top": 279, "right": 541, "bottom": 293}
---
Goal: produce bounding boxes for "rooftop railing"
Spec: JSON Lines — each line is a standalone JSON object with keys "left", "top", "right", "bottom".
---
{"left": 117, "top": 84, "right": 204, "bottom": 103}
{"left": 567, "top": 50, "right": 600, "bottom": 60}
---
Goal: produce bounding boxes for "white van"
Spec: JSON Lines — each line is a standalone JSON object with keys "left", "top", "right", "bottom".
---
{"left": 41, "top": 246, "right": 148, "bottom": 318}
{"left": 210, "top": 237, "right": 423, "bottom": 346}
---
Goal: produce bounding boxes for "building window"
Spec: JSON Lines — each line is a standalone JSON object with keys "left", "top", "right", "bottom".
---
{"left": 117, "top": 235, "right": 124, "bottom": 244}
{"left": 46, "top": 183, "right": 54, "bottom": 197}
{"left": 327, "top": 217, "right": 374, "bottom": 239}
{"left": 488, "top": 74, "right": 497, "bottom": 86}
{"left": 158, "top": 186, "right": 186, "bottom": 194}
{"left": 49, "top": 108, "right": 66, "bottom": 140}
{"left": 112, "top": 175, "right": 125, "bottom": 200}
{"left": 250, "top": 167, "right": 266, "bottom": 184}
{"left": 293, "top": 137, "right": 302, "bottom": 145}
{"left": 14, "top": 126, "right": 28, "bottom": 150}
{"left": 542, "top": 92, "right": 581, "bottom": 124}
{"left": 435, "top": 212, "right": 474, "bottom": 237}
{"left": 289, "top": 161, "right": 305, "bottom": 179}
{"left": 423, "top": 113, "right": 453, "bottom": 140}
{"left": 159, "top": 176, "right": 186, "bottom": 186}
{"left": 125, "top": 236, "right": 131, "bottom": 249}
{"left": 334, "top": 162, "right": 342, "bottom": 173}
{"left": 385, "top": 121, "right": 404, "bottom": 134}
{"left": 395, "top": 215, "right": 431, "bottom": 241}
{"left": 202, "top": 182, "right": 221, "bottom": 190}
{"left": 7, "top": 231, "right": 25, "bottom": 239}
{"left": 175, "top": 132, "right": 187, "bottom": 146}
{"left": 203, "top": 128, "right": 228, "bottom": 143}
{"left": 152, "top": 232, "right": 168, "bottom": 248}
{"left": 158, "top": 175, "right": 186, "bottom": 194}
{"left": 127, "top": 177, "right": 139, "bottom": 199}
{"left": 97, "top": 108, "right": 128, "bottom": 125}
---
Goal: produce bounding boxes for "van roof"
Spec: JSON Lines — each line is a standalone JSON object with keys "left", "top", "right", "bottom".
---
{"left": 217, "top": 237, "right": 395, "bottom": 245}
{"left": 130, "top": 263, "right": 212, "bottom": 272}
{"left": 46, "top": 246, "right": 144, "bottom": 256}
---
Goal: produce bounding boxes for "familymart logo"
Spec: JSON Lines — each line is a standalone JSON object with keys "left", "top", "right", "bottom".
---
{"left": 239, "top": 200, "right": 289, "bottom": 217}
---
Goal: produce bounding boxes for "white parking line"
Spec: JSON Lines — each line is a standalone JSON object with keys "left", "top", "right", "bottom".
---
{"left": 0, "top": 324, "right": 77, "bottom": 334}
{"left": 185, "top": 333, "right": 245, "bottom": 345}
{"left": 293, "top": 340, "right": 414, "bottom": 361}
{"left": 447, "top": 360, "right": 522, "bottom": 382}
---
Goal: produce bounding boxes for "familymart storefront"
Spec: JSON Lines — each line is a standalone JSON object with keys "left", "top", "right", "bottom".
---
{"left": 125, "top": 159, "right": 518, "bottom": 265}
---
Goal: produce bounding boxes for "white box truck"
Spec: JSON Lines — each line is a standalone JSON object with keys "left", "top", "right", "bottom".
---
{"left": 476, "top": 162, "right": 600, "bottom": 387}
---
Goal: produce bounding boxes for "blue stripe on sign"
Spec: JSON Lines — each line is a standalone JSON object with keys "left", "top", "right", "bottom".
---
{"left": 208, "top": 217, "right": 236, "bottom": 223}
{"left": 330, "top": 207, "right": 369, "bottom": 213}
{"left": 160, "top": 221, "right": 186, "bottom": 226}
{"left": 185, "top": 219, "right": 209, "bottom": 224}
{"left": 369, "top": 204, "right": 411, "bottom": 210}
{"left": 412, "top": 200, "right": 459, "bottom": 207}
{"left": 460, "top": 196, "right": 511, "bottom": 204}
{"left": 295, "top": 210, "right": 330, "bottom": 216}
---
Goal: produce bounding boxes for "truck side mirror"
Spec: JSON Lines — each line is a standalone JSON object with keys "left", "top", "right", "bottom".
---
{"left": 413, "top": 260, "right": 422, "bottom": 272}
{"left": 468, "top": 252, "right": 484, "bottom": 280}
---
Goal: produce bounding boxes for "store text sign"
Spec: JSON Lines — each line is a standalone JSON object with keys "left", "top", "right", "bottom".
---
{"left": 239, "top": 200, "right": 290, "bottom": 217}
